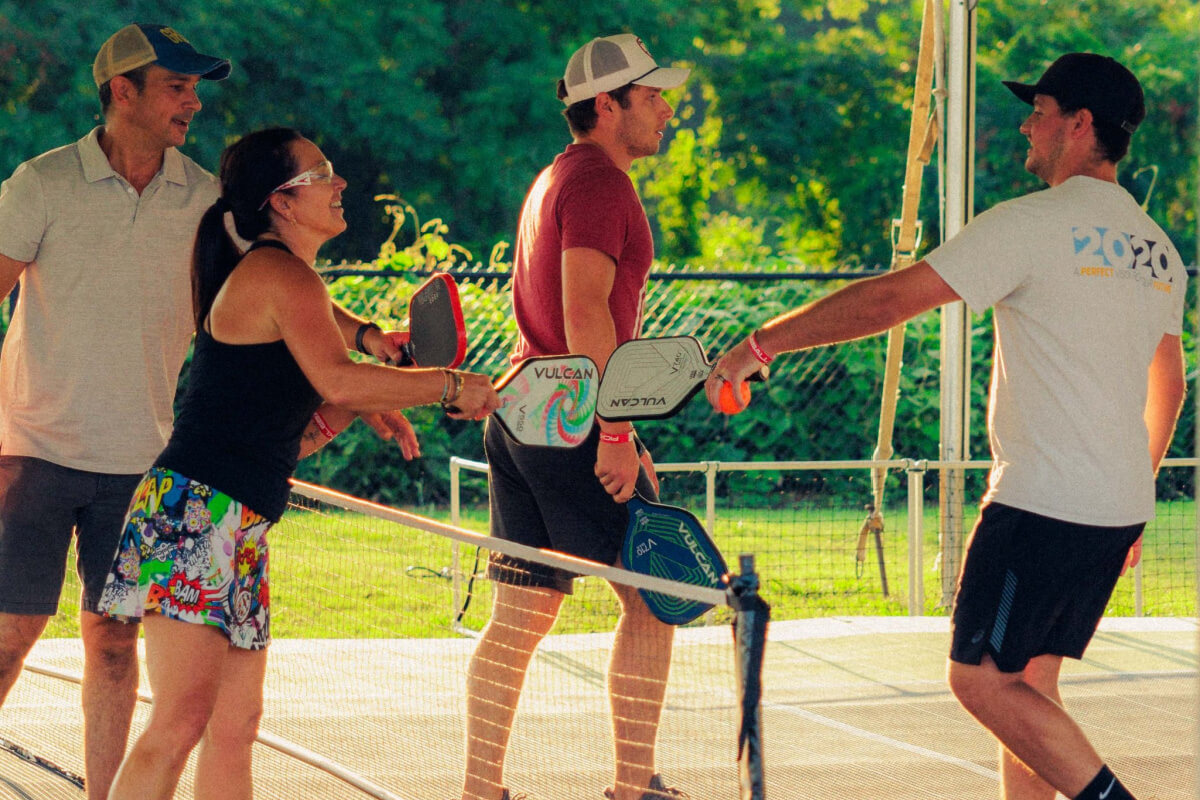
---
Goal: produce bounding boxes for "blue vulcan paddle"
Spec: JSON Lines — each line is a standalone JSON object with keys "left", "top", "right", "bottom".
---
{"left": 622, "top": 493, "right": 729, "bottom": 625}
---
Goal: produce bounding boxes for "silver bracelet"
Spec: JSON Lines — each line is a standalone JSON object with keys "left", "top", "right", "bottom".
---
{"left": 441, "top": 370, "right": 464, "bottom": 409}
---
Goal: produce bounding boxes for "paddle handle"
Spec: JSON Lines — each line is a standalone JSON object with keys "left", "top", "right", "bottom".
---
{"left": 627, "top": 493, "right": 651, "bottom": 511}
{"left": 390, "top": 343, "right": 416, "bottom": 368}
{"left": 714, "top": 365, "right": 768, "bottom": 383}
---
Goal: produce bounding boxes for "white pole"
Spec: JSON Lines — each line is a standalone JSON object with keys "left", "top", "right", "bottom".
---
{"left": 907, "top": 462, "right": 927, "bottom": 615}
{"left": 450, "top": 456, "right": 463, "bottom": 618}
{"left": 1193, "top": 64, "right": 1199, "bottom": 800}
{"left": 938, "top": 0, "right": 976, "bottom": 607}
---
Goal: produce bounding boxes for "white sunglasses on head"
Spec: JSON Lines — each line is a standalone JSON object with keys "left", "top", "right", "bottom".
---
{"left": 258, "top": 160, "right": 335, "bottom": 210}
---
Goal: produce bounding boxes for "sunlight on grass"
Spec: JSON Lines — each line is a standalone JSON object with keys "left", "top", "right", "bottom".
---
{"left": 44, "top": 500, "right": 1195, "bottom": 641}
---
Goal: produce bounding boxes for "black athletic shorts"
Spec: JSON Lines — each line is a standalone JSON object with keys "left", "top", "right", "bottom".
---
{"left": 483, "top": 417, "right": 657, "bottom": 594}
{"left": 949, "top": 502, "right": 1144, "bottom": 673}
{"left": 0, "top": 456, "right": 142, "bottom": 615}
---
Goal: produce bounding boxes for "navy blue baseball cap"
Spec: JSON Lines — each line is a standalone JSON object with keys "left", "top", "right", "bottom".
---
{"left": 1003, "top": 52, "right": 1144, "bottom": 135}
{"left": 93, "top": 23, "right": 231, "bottom": 87}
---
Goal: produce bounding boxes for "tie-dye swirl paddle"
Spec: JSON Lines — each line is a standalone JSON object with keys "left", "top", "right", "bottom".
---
{"left": 490, "top": 355, "right": 599, "bottom": 447}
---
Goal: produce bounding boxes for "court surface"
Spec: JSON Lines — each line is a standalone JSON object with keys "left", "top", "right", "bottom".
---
{"left": 3, "top": 616, "right": 1194, "bottom": 800}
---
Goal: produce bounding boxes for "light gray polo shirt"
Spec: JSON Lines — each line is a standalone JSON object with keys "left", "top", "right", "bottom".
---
{"left": 0, "top": 126, "right": 217, "bottom": 473}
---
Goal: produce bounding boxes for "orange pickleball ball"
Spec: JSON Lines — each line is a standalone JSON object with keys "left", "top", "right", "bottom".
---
{"left": 718, "top": 379, "right": 752, "bottom": 414}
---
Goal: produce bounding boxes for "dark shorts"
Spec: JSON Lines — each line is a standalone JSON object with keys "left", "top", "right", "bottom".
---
{"left": 950, "top": 503, "right": 1143, "bottom": 673}
{"left": 483, "top": 417, "right": 657, "bottom": 594}
{"left": 0, "top": 456, "right": 142, "bottom": 615}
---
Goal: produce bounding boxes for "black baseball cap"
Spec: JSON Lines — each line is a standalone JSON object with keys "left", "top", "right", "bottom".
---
{"left": 1003, "top": 52, "right": 1144, "bottom": 135}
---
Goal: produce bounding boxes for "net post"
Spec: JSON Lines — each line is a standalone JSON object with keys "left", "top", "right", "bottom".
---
{"left": 729, "top": 552, "right": 769, "bottom": 800}
{"left": 702, "top": 460, "right": 721, "bottom": 626}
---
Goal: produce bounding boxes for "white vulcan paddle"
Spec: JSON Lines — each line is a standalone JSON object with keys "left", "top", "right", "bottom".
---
{"left": 597, "top": 335, "right": 767, "bottom": 421}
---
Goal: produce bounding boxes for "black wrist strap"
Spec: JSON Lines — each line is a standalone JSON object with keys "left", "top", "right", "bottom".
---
{"left": 355, "top": 322, "right": 381, "bottom": 355}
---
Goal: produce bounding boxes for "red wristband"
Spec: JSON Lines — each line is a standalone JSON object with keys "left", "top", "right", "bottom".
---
{"left": 312, "top": 411, "right": 336, "bottom": 440}
{"left": 599, "top": 431, "right": 632, "bottom": 444}
{"left": 747, "top": 331, "right": 774, "bottom": 365}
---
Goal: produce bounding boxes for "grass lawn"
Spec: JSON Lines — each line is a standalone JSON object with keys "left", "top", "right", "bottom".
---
{"left": 41, "top": 499, "right": 1196, "bottom": 641}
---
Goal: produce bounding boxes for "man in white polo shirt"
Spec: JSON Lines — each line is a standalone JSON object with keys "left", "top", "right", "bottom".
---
{"left": 0, "top": 23, "right": 229, "bottom": 800}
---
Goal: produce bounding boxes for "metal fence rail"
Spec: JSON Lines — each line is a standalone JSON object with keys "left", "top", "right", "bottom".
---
{"left": 450, "top": 455, "right": 1198, "bottom": 619}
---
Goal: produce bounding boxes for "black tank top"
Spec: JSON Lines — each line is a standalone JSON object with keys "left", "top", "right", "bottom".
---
{"left": 156, "top": 240, "right": 323, "bottom": 521}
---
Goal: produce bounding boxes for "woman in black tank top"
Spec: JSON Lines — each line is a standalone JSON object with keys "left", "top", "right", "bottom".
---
{"left": 101, "top": 128, "right": 501, "bottom": 800}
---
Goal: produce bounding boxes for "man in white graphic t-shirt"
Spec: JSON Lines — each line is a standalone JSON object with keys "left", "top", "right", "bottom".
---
{"left": 704, "top": 53, "right": 1185, "bottom": 800}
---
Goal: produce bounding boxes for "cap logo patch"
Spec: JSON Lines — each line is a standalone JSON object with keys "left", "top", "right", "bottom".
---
{"left": 159, "top": 27, "right": 189, "bottom": 45}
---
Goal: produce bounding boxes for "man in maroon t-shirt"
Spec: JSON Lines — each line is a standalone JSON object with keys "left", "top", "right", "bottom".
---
{"left": 461, "top": 34, "right": 690, "bottom": 800}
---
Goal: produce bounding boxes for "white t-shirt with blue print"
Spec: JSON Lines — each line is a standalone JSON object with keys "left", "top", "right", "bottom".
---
{"left": 926, "top": 175, "right": 1186, "bottom": 526}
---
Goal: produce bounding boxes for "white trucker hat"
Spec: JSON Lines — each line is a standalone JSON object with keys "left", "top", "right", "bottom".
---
{"left": 559, "top": 33, "right": 690, "bottom": 106}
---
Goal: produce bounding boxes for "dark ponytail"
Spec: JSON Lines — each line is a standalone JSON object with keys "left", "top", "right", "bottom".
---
{"left": 191, "top": 127, "right": 303, "bottom": 329}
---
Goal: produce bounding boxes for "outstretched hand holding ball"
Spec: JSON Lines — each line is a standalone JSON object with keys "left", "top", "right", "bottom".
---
{"left": 705, "top": 329, "right": 773, "bottom": 415}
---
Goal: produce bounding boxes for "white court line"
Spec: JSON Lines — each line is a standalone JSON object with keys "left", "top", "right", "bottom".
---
{"left": 759, "top": 615, "right": 1195, "bottom": 782}
{"left": 767, "top": 701, "right": 1000, "bottom": 780}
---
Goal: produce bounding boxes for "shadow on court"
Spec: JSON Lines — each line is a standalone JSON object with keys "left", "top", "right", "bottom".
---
{"left": 5, "top": 617, "right": 1195, "bottom": 799}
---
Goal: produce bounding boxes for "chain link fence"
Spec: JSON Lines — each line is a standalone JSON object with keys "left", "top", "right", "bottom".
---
{"left": 3, "top": 267, "right": 1195, "bottom": 619}
{"left": 327, "top": 266, "right": 1197, "bottom": 617}
{"left": 324, "top": 263, "right": 1194, "bottom": 463}
{"left": 323, "top": 266, "right": 963, "bottom": 463}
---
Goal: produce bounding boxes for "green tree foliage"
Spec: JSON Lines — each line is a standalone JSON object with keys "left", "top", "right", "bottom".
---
{"left": 668, "top": 0, "right": 1198, "bottom": 268}
{"left": 0, "top": 0, "right": 777, "bottom": 260}
{"left": 2, "top": 1, "right": 1194, "bottom": 264}
{"left": 1, "top": 1, "right": 1195, "bottom": 505}
{"left": 974, "top": 0, "right": 1198, "bottom": 254}
{"left": 690, "top": 0, "right": 926, "bottom": 267}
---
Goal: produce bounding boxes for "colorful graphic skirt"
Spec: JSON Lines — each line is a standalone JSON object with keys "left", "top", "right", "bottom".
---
{"left": 99, "top": 466, "right": 272, "bottom": 650}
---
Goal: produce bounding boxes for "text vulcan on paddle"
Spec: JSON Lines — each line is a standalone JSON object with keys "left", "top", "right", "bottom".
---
{"left": 533, "top": 365, "right": 595, "bottom": 381}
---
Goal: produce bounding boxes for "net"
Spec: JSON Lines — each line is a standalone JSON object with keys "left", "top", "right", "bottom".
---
{"left": 5, "top": 482, "right": 764, "bottom": 800}
{"left": 265, "top": 481, "right": 762, "bottom": 800}
{"left": 9, "top": 474, "right": 1194, "bottom": 799}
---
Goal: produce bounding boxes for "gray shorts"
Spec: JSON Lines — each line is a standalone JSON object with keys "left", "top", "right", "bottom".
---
{"left": 0, "top": 456, "right": 142, "bottom": 615}
{"left": 483, "top": 418, "right": 657, "bottom": 594}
